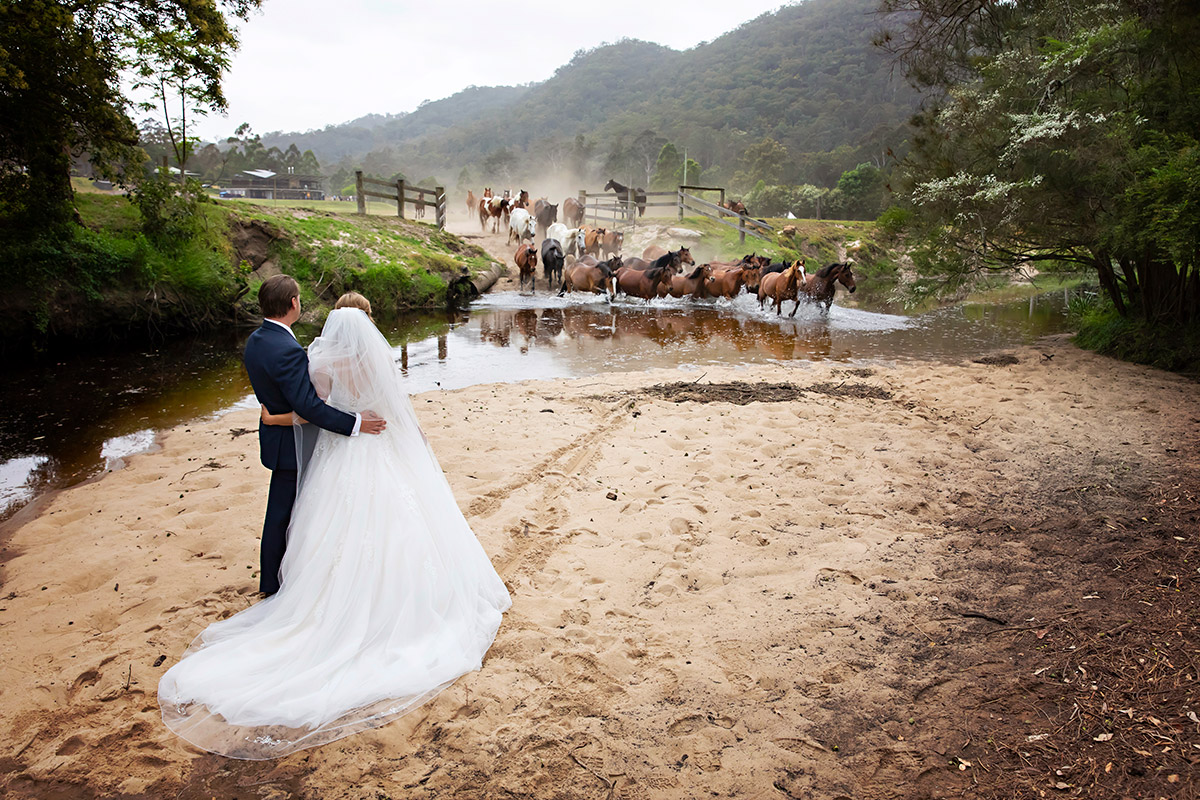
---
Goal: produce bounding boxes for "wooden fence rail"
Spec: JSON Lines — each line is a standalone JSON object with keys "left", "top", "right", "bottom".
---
{"left": 355, "top": 170, "right": 446, "bottom": 229}
{"left": 576, "top": 185, "right": 773, "bottom": 244}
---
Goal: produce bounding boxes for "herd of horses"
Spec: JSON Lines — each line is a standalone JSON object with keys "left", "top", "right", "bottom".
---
{"left": 464, "top": 182, "right": 853, "bottom": 315}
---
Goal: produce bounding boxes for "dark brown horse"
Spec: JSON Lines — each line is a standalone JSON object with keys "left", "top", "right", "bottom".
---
{"left": 616, "top": 264, "right": 672, "bottom": 300}
{"left": 559, "top": 255, "right": 621, "bottom": 298}
{"left": 514, "top": 242, "right": 538, "bottom": 292}
{"left": 800, "top": 262, "right": 857, "bottom": 311}
{"left": 604, "top": 178, "right": 646, "bottom": 218}
{"left": 621, "top": 247, "right": 694, "bottom": 273}
{"left": 563, "top": 196, "right": 585, "bottom": 227}
{"left": 758, "top": 261, "right": 804, "bottom": 316}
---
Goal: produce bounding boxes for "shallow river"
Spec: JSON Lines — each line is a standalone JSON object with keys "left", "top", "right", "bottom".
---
{"left": 0, "top": 289, "right": 1077, "bottom": 521}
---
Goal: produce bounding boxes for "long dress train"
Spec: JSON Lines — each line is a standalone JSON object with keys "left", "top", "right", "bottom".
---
{"left": 158, "top": 308, "right": 511, "bottom": 759}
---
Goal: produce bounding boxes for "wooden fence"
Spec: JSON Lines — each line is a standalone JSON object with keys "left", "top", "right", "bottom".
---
{"left": 576, "top": 185, "right": 773, "bottom": 244}
{"left": 354, "top": 170, "right": 447, "bottom": 229}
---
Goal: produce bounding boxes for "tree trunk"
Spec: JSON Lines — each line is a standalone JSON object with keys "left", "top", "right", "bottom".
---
{"left": 1092, "top": 249, "right": 1127, "bottom": 316}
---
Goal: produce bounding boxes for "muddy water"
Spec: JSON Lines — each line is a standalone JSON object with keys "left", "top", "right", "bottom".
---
{"left": 0, "top": 290, "right": 1076, "bottom": 521}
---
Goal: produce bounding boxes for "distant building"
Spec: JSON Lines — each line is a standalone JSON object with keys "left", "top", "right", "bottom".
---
{"left": 229, "top": 169, "right": 325, "bottom": 200}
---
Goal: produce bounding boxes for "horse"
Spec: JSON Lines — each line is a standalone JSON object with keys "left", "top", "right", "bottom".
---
{"left": 601, "top": 229, "right": 624, "bottom": 258}
{"left": 514, "top": 242, "right": 538, "bottom": 292}
{"left": 620, "top": 247, "right": 693, "bottom": 273}
{"left": 511, "top": 189, "right": 530, "bottom": 210}
{"left": 721, "top": 199, "right": 748, "bottom": 216}
{"left": 705, "top": 266, "right": 748, "bottom": 299}
{"left": 642, "top": 244, "right": 667, "bottom": 261}
{"left": 583, "top": 227, "right": 605, "bottom": 258}
{"left": 466, "top": 189, "right": 477, "bottom": 216}
{"left": 413, "top": 193, "right": 426, "bottom": 219}
{"left": 758, "top": 261, "right": 805, "bottom": 316}
{"left": 563, "top": 196, "right": 585, "bottom": 227}
{"left": 800, "top": 262, "right": 857, "bottom": 311}
{"left": 541, "top": 237, "right": 565, "bottom": 289}
{"left": 480, "top": 194, "right": 509, "bottom": 233}
{"left": 667, "top": 264, "right": 712, "bottom": 299}
{"left": 547, "top": 223, "right": 586, "bottom": 258}
{"left": 560, "top": 255, "right": 621, "bottom": 298}
{"left": 616, "top": 264, "right": 672, "bottom": 300}
{"left": 508, "top": 207, "right": 535, "bottom": 244}
{"left": 604, "top": 178, "right": 647, "bottom": 218}
{"left": 534, "top": 199, "right": 559, "bottom": 239}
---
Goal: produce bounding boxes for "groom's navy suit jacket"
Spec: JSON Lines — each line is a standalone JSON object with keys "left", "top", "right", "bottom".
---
{"left": 243, "top": 320, "right": 356, "bottom": 471}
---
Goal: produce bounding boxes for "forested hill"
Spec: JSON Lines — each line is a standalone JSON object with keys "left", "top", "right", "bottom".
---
{"left": 261, "top": 0, "right": 918, "bottom": 185}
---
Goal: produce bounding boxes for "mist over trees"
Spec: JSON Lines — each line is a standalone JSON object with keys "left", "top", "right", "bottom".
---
{"left": 206, "top": 0, "right": 917, "bottom": 217}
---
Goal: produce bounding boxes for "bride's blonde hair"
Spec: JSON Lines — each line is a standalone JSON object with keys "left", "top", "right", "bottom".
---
{"left": 334, "top": 292, "right": 372, "bottom": 317}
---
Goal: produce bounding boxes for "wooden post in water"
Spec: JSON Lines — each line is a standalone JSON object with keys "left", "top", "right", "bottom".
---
{"left": 435, "top": 186, "right": 446, "bottom": 230}
{"left": 355, "top": 171, "right": 365, "bottom": 215}
{"left": 396, "top": 179, "right": 406, "bottom": 220}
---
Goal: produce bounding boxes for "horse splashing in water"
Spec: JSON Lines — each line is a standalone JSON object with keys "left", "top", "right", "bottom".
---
{"left": 800, "top": 263, "right": 857, "bottom": 311}
{"left": 514, "top": 243, "right": 538, "bottom": 292}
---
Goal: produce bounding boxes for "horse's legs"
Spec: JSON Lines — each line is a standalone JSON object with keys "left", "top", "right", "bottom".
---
{"left": 789, "top": 298, "right": 800, "bottom": 318}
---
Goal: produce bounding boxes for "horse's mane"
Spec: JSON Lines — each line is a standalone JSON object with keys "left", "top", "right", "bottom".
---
{"left": 645, "top": 264, "right": 670, "bottom": 283}
{"left": 815, "top": 262, "right": 842, "bottom": 278}
{"left": 649, "top": 250, "right": 678, "bottom": 271}
{"left": 682, "top": 264, "right": 706, "bottom": 280}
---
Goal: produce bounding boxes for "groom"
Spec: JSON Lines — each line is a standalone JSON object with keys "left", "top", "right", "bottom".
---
{"left": 243, "top": 275, "right": 386, "bottom": 594}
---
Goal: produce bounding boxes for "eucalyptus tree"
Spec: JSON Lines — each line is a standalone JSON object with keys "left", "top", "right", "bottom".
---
{"left": 880, "top": 0, "right": 1200, "bottom": 323}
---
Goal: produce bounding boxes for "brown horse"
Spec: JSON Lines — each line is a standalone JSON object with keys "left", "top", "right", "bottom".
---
{"left": 466, "top": 189, "right": 477, "bottom": 216}
{"left": 705, "top": 266, "right": 747, "bottom": 299}
{"left": 758, "top": 261, "right": 804, "bottom": 316}
{"left": 800, "top": 262, "right": 857, "bottom": 311}
{"left": 559, "top": 256, "right": 621, "bottom": 298}
{"left": 721, "top": 199, "right": 748, "bottom": 216}
{"left": 642, "top": 244, "right": 667, "bottom": 261}
{"left": 667, "top": 264, "right": 712, "bottom": 299}
{"left": 514, "top": 242, "right": 538, "bottom": 292}
{"left": 616, "top": 264, "right": 672, "bottom": 300}
{"left": 621, "top": 247, "right": 694, "bottom": 273}
{"left": 583, "top": 227, "right": 605, "bottom": 258}
{"left": 600, "top": 229, "right": 624, "bottom": 258}
{"left": 563, "top": 196, "right": 585, "bottom": 227}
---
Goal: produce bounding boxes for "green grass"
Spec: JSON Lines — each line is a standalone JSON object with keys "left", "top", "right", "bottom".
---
{"left": 1072, "top": 296, "right": 1200, "bottom": 375}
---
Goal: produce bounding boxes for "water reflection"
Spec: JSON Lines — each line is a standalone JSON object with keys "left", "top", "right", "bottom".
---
{"left": 0, "top": 288, "right": 1080, "bottom": 521}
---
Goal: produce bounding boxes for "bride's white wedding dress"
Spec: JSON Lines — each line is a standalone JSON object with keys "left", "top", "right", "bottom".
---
{"left": 158, "top": 308, "right": 511, "bottom": 759}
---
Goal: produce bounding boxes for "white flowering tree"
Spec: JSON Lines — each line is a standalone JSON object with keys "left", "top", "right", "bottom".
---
{"left": 879, "top": 0, "right": 1200, "bottom": 324}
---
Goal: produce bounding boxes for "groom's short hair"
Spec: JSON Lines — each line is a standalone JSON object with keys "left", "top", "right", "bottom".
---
{"left": 259, "top": 275, "right": 299, "bottom": 318}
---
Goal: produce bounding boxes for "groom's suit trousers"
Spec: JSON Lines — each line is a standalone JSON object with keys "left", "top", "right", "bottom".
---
{"left": 261, "top": 469, "right": 298, "bottom": 595}
{"left": 244, "top": 321, "right": 356, "bottom": 594}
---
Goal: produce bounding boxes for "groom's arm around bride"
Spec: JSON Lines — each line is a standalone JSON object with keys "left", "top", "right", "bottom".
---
{"left": 243, "top": 275, "right": 386, "bottom": 595}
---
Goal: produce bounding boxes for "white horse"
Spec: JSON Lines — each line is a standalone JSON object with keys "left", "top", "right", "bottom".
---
{"left": 508, "top": 207, "right": 535, "bottom": 244}
{"left": 547, "top": 222, "right": 586, "bottom": 258}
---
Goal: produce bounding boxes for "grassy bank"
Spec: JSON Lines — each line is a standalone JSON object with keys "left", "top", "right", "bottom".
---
{"left": 0, "top": 187, "right": 493, "bottom": 355}
{"left": 1072, "top": 294, "right": 1200, "bottom": 376}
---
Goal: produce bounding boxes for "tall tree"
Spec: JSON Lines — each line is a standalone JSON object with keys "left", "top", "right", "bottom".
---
{"left": 0, "top": 0, "right": 261, "bottom": 230}
{"left": 881, "top": 0, "right": 1200, "bottom": 323}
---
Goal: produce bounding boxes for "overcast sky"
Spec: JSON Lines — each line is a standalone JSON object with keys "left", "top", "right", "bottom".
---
{"left": 185, "top": 0, "right": 794, "bottom": 141}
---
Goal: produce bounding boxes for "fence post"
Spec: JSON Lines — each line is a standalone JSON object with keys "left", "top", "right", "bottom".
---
{"left": 355, "top": 171, "right": 365, "bottom": 215}
{"left": 435, "top": 186, "right": 446, "bottom": 230}
{"left": 678, "top": 187, "right": 684, "bottom": 221}
{"left": 739, "top": 215, "right": 746, "bottom": 245}
{"left": 396, "top": 179, "right": 406, "bottom": 219}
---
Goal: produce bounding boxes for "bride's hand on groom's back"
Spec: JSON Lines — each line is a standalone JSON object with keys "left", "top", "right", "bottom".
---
{"left": 361, "top": 411, "right": 387, "bottom": 435}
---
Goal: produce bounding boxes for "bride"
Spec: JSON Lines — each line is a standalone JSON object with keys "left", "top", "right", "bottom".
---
{"left": 158, "top": 293, "right": 511, "bottom": 759}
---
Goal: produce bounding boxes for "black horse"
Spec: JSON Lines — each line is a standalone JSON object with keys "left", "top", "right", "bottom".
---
{"left": 604, "top": 178, "right": 647, "bottom": 218}
{"left": 541, "top": 237, "right": 565, "bottom": 288}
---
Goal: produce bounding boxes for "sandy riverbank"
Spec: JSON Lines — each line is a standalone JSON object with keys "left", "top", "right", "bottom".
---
{"left": 1, "top": 338, "right": 1196, "bottom": 799}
